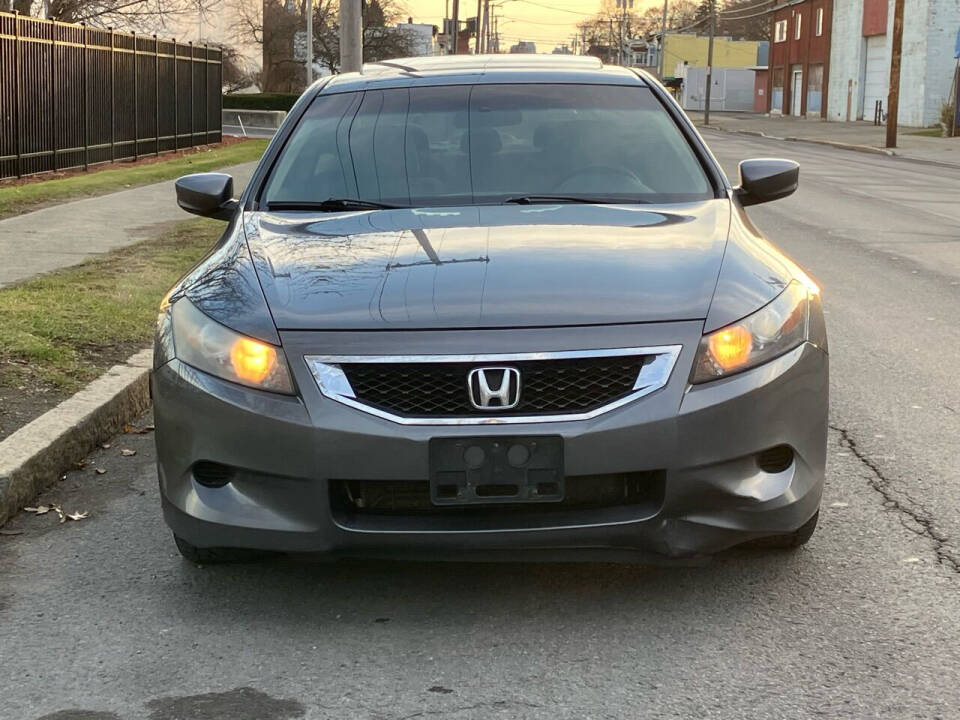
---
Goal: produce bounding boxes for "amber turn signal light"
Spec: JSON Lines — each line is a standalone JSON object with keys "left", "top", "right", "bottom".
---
{"left": 230, "top": 337, "right": 278, "bottom": 384}
{"left": 707, "top": 325, "right": 753, "bottom": 371}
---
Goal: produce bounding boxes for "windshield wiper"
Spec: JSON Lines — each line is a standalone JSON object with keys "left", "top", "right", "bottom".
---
{"left": 503, "top": 195, "right": 641, "bottom": 205}
{"left": 266, "top": 198, "right": 403, "bottom": 212}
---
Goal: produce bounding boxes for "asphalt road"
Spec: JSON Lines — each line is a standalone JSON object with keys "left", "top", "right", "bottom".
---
{"left": 2, "top": 133, "right": 960, "bottom": 720}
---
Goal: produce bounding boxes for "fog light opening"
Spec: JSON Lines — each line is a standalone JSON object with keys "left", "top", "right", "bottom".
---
{"left": 192, "top": 461, "right": 235, "bottom": 488}
{"left": 756, "top": 445, "right": 795, "bottom": 473}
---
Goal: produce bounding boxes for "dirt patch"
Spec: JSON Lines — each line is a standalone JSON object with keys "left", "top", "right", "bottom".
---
{"left": 0, "top": 382, "right": 69, "bottom": 443}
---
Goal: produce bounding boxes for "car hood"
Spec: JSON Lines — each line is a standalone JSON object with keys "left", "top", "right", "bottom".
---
{"left": 243, "top": 202, "right": 731, "bottom": 330}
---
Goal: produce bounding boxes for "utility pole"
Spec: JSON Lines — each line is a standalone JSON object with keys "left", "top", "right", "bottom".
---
{"left": 885, "top": 0, "right": 905, "bottom": 148}
{"left": 658, "top": 0, "right": 668, "bottom": 78}
{"left": 339, "top": 0, "right": 362, "bottom": 73}
{"left": 305, "top": 0, "right": 312, "bottom": 86}
{"left": 703, "top": 0, "right": 716, "bottom": 125}
{"left": 451, "top": 0, "right": 460, "bottom": 54}
{"left": 475, "top": 0, "right": 482, "bottom": 53}
{"left": 482, "top": 0, "right": 490, "bottom": 54}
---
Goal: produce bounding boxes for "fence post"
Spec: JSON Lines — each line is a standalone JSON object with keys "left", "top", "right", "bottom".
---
{"left": 82, "top": 23, "right": 88, "bottom": 170}
{"left": 132, "top": 31, "right": 138, "bottom": 160}
{"left": 173, "top": 39, "right": 178, "bottom": 150}
{"left": 50, "top": 17, "right": 57, "bottom": 172}
{"left": 189, "top": 41, "right": 194, "bottom": 148}
{"left": 13, "top": 11, "right": 22, "bottom": 178}
{"left": 217, "top": 47, "right": 222, "bottom": 140}
{"left": 110, "top": 27, "right": 115, "bottom": 162}
{"left": 154, "top": 35, "right": 160, "bottom": 156}
{"left": 204, "top": 43, "right": 209, "bottom": 145}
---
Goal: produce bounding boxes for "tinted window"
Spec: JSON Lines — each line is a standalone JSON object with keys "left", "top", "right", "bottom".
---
{"left": 261, "top": 84, "right": 712, "bottom": 207}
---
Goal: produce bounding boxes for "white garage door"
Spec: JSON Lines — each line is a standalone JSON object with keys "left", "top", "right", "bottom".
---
{"left": 862, "top": 34, "right": 889, "bottom": 121}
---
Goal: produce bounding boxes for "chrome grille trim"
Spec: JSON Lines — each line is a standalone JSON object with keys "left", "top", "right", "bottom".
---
{"left": 304, "top": 345, "right": 682, "bottom": 426}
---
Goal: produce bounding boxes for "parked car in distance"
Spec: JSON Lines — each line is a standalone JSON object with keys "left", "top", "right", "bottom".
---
{"left": 154, "top": 54, "right": 827, "bottom": 564}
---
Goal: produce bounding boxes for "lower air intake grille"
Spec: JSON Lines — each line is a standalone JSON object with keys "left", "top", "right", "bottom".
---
{"left": 331, "top": 471, "right": 665, "bottom": 516}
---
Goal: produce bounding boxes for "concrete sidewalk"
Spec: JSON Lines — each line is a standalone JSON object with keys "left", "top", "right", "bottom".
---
{"left": 687, "top": 112, "right": 960, "bottom": 166}
{"left": 0, "top": 161, "right": 257, "bottom": 289}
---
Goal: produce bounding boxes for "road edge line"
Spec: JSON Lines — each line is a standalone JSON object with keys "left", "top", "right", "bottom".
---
{"left": 0, "top": 349, "right": 152, "bottom": 527}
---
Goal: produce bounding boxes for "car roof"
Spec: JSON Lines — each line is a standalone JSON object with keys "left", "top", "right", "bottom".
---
{"left": 317, "top": 54, "right": 650, "bottom": 94}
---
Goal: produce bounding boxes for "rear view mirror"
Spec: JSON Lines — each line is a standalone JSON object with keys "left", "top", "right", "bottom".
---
{"left": 175, "top": 173, "right": 238, "bottom": 221}
{"left": 735, "top": 159, "right": 799, "bottom": 207}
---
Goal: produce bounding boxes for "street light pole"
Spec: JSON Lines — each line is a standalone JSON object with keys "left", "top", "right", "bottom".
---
{"left": 305, "top": 0, "right": 312, "bottom": 86}
{"left": 703, "top": 0, "right": 715, "bottom": 125}
{"left": 658, "top": 0, "right": 668, "bottom": 79}
{"left": 339, "top": 0, "right": 362, "bottom": 73}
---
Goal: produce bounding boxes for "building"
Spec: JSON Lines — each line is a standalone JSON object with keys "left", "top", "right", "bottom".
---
{"left": 828, "top": 0, "right": 960, "bottom": 126}
{"left": 396, "top": 20, "right": 439, "bottom": 57}
{"left": 767, "top": 0, "right": 832, "bottom": 117}
{"left": 682, "top": 67, "right": 759, "bottom": 112}
{"left": 509, "top": 41, "right": 537, "bottom": 54}
{"left": 660, "top": 33, "right": 762, "bottom": 78}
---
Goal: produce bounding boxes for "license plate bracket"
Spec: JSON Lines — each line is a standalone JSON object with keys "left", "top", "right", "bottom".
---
{"left": 429, "top": 436, "right": 564, "bottom": 505}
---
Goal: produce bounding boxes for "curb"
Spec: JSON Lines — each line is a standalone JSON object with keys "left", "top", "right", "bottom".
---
{"left": 782, "top": 135, "right": 895, "bottom": 156}
{"left": 716, "top": 126, "right": 960, "bottom": 169}
{"left": 0, "top": 349, "right": 152, "bottom": 527}
{"left": 711, "top": 126, "right": 897, "bottom": 156}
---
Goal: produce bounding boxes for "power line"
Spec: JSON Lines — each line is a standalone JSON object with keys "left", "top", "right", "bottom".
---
{"left": 512, "top": 0, "right": 596, "bottom": 16}
{"left": 717, "top": 0, "right": 775, "bottom": 16}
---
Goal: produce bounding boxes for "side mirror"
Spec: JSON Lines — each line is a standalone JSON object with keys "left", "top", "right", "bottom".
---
{"left": 175, "top": 173, "right": 238, "bottom": 221}
{"left": 735, "top": 159, "right": 799, "bottom": 207}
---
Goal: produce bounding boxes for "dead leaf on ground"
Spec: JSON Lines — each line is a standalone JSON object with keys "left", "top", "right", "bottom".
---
{"left": 95, "top": 468, "right": 107, "bottom": 475}
{"left": 24, "top": 505, "right": 51, "bottom": 515}
{"left": 120, "top": 448, "right": 137, "bottom": 457}
{"left": 101, "top": 443, "right": 112, "bottom": 450}
{"left": 52, "top": 505, "right": 66, "bottom": 523}
{"left": 67, "top": 511, "right": 89, "bottom": 521}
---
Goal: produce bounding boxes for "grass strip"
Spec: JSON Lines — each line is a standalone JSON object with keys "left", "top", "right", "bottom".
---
{"left": 0, "top": 139, "right": 268, "bottom": 220}
{"left": 0, "top": 218, "right": 222, "bottom": 394}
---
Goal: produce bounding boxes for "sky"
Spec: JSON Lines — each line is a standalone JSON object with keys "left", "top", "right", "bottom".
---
{"left": 403, "top": 0, "right": 661, "bottom": 53}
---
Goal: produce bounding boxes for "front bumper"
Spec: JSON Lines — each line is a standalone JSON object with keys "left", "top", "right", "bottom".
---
{"left": 153, "top": 321, "right": 828, "bottom": 560}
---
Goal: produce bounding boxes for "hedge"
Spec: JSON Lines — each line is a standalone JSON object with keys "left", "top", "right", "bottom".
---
{"left": 222, "top": 93, "right": 300, "bottom": 111}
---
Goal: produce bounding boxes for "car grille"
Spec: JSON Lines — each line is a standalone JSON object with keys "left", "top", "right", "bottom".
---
{"left": 339, "top": 355, "right": 649, "bottom": 417}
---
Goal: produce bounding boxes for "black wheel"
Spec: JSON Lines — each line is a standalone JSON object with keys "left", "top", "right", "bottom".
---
{"left": 173, "top": 534, "right": 271, "bottom": 564}
{"left": 745, "top": 511, "right": 819, "bottom": 550}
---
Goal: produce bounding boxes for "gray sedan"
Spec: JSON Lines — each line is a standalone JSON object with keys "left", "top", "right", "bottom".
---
{"left": 155, "top": 55, "right": 827, "bottom": 563}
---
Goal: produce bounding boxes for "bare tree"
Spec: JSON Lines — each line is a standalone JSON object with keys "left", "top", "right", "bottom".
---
{"left": 230, "top": 0, "right": 415, "bottom": 92}
{"left": 11, "top": 0, "right": 221, "bottom": 32}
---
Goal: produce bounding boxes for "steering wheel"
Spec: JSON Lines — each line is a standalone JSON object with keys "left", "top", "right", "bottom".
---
{"left": 553, "top": 164, "right": 654, "bottom": 194}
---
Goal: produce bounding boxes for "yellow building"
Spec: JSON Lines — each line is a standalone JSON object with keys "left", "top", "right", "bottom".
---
{"left": 662, "top": 33, "right": 761, "bottom": 77}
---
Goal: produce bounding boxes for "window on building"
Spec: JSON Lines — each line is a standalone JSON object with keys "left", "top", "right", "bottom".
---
{"left": 795, "top": 14, "right": 802, "bottom": 39}
{"left": 774, "top": 19, "right": 787, "bottom": 43}
{"left": 815, "top": 8, "right": 824, "bottom": 36}
{"left": 807, "top": 64, "right": 824, "bottom": 114}
{"left": 771, "top": 68, "right": 784, "bottom": 112}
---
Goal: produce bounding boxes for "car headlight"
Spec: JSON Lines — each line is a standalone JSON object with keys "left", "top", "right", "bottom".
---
{"left": 692, "top": 280, "right": 825, "bottom": 384}
{"left": 168, "top": 298, "right": 295, "bottom": 394}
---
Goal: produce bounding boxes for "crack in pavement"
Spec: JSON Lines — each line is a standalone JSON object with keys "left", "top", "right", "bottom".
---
{"left": 830, "top": 423, "right": 960, "bottom": 573}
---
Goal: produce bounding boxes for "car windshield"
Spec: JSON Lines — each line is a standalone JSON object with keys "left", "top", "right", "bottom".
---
{"left": 261, "top": 83, "right": 713, "bottom": 208}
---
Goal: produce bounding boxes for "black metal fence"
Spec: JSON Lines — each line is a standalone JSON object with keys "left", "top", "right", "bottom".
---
{"left": 0, "top": 11, "right": 222, "bottom": 180}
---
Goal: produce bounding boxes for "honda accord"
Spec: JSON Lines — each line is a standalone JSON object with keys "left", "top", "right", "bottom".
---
{"left": 155, "top": 55, "right": 827, "bottom": 563}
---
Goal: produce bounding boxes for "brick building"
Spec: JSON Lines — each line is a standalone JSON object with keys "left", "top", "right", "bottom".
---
{"left": 767, "top": 0, "right": 833, "bottom": 117}
{"left": 827, "top": 0, "right": 960, "bottom": 126}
